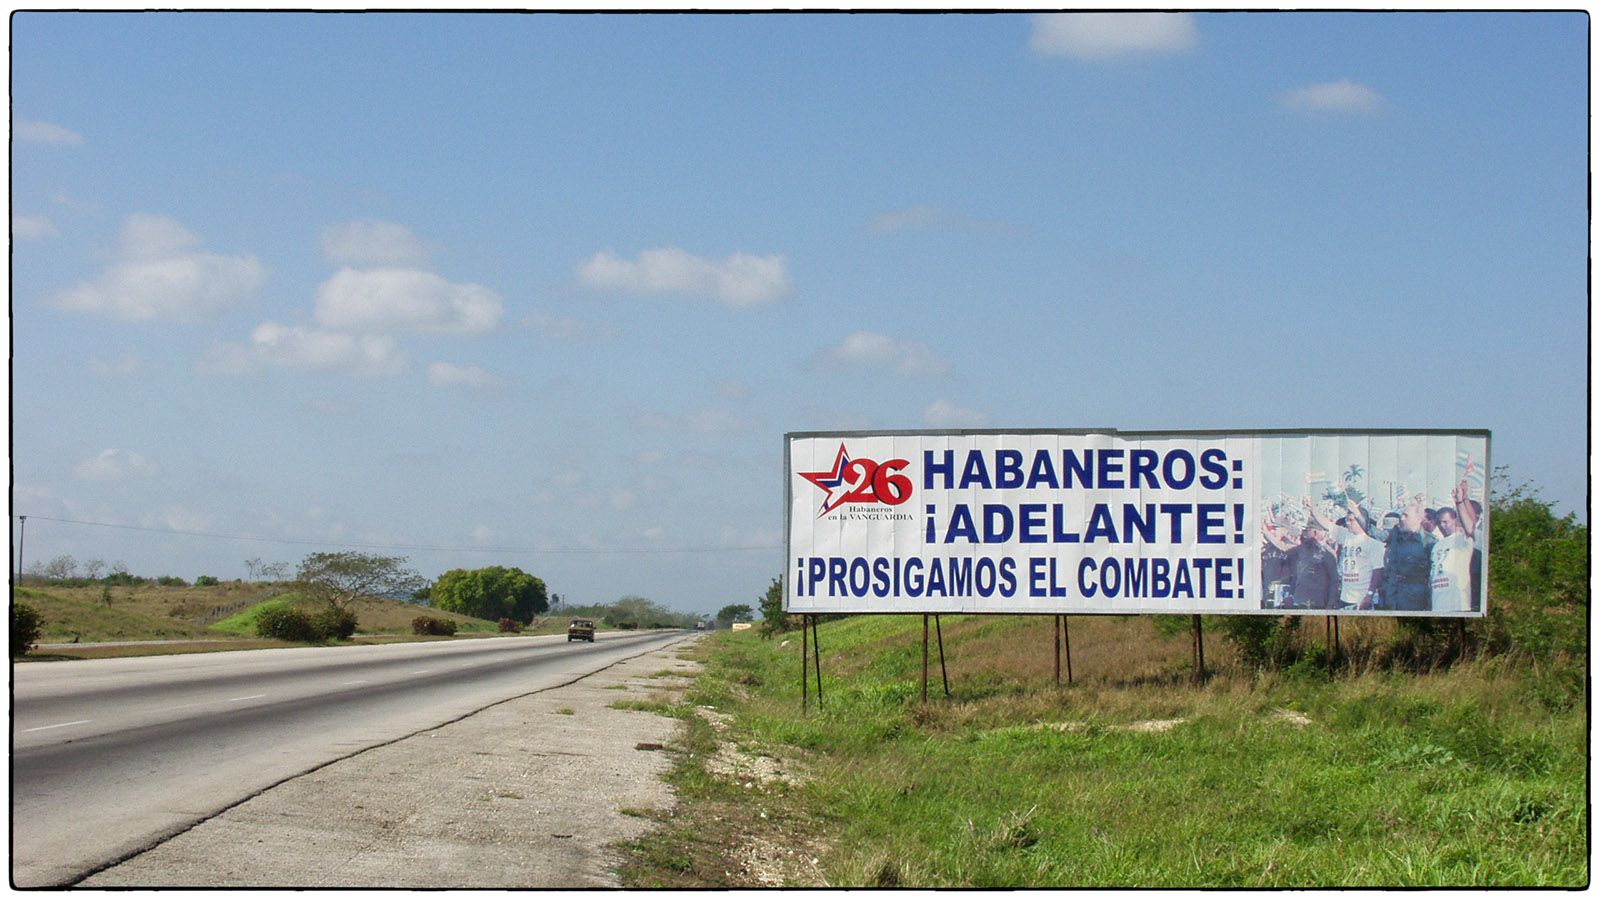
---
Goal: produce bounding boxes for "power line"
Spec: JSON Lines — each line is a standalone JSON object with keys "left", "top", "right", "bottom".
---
{"left": 10, "top": 514, "right": 781, "bottom": 556}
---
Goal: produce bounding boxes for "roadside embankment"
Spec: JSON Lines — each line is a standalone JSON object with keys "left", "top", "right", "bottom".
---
{"left": 616, "top": 616, "right": 1587, "bottom": 888}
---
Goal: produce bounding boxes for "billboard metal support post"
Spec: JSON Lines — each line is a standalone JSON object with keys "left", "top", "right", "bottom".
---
{"left": 1191, "top": 615, "right": 1206, "bottom": 684}
{"left": 1064, "top": 615, "right": 1073, "bottom": 685}
{"left": 812, "top": 615, "right": 823, "bottom": 709}
{"left": 935, "top": 615, "right": 949, "bottom": 698}
{"left": 921, "top": 615, "right": 930, "bottom": 703}
{"left": 1053, "top": 615, "right": 1061, "bottom": 686}
{"left": 800, "top": 615, "right": 824, "bottom": 713}
{"left": 801, "top": 614, "right": 809, "bottom": 713}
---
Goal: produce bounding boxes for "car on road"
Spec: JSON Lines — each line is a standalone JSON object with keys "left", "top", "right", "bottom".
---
{"left": 567, "top": 618, "right": 595, "bottom": 642}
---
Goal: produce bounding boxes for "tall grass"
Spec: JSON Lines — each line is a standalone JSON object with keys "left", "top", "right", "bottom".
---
{"left": 685, "top": 616, "right": 1586, "bottom": 887}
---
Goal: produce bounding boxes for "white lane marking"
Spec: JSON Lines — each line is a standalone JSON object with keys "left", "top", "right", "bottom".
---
{"left": 225, "top": 694, "right": 267, "bottom": 702}
{"left": 411, "top": 670, "right": 431, "bottom": 675}
{"left": 23, "top": 719, "right": 92, "bottom": 733}
{"left": 342, "top": 680, "right": 369, "bottom": 686}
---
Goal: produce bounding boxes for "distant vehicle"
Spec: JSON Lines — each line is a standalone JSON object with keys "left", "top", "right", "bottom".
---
{"left": 694, "top": 621, "right": 708, "bottom": 631}
{"left": 567, "top": 618, "right": 595, "bottom": 642}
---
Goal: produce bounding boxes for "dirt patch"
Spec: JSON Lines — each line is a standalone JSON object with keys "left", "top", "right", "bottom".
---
{"left": 1271, "top": 708, "right": 1314, "bottom": 726}
{"left": 1025, "top": 716, "right": 1191, "bottom": 734}
{"left": 695, "top": 706, "right": 810, "bottom": 790}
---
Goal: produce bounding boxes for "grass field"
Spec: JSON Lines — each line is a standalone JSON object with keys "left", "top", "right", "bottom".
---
{"left": 12, "top": 581, "right": 528, "bottom": 653}
{"left": 620, "top": 615, "right": 1587, "bottom": 888}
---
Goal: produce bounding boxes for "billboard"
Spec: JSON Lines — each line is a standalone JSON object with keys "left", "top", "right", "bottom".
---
{"left": 785, "top": 430, "right": 1489, "bottom": 617}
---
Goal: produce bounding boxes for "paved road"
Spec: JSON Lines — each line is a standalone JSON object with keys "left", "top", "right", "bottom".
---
{"left": 11, "top": 631, "right": 691, "bottom": 887}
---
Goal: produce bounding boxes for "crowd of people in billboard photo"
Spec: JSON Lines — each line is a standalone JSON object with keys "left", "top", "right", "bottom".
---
{"left": 1260, "top": 462, "right": 1485, "bottom": 614}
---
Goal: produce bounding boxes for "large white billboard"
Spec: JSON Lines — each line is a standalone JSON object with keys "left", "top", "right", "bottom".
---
{"left": 785, "top": 430, "right": 1489, "bottom": 617}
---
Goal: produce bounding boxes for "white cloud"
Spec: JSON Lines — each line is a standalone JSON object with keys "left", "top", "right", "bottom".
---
{"left": 923, "top": 399, "right": 989, "bottom": 429}
{"left": 1029, "top": 13, "right": 1198, "bottom": 61}
{"left": 427, "top": 361, "right": 507, "bottom": 390}
{"left": 13, "top": 214, "right": 58, "bottom": 239}
{"left": 16, "top": 119, "right": 83, "bottom": 144}
{"left": 1280, "top": 79, "right": 1386, "bottom": 114}
{"left": 576, "top": 247, "right": 791, "bottom": 308}
{"left": 321, "top": 220, "right": 431, "bottom": 267}
{"left": 250, "top": 322, "right": 406, "bottom": 377}
{"left": 88, "top": 353, "right": 141, "bottom": 377}
{"left": 118, "top": 214, "right": 201, "bottom": 260}
{"left": 47, "top": 214, "right": 266, "bottom": 323}
{"left": 314, "top": 267, "right": 502, "bottom": 334}
{"left": 819, "top": 331, "right": 950, "bottom": 377}
{"left": 73, "top": 448, "right": 158, "bottom": 481}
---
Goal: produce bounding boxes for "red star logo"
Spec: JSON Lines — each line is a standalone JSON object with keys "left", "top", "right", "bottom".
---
{"left": 799, "top": 442, "right": 855, "bottom": 517}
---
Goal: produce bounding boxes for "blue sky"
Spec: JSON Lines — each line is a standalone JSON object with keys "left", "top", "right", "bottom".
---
{"left": 9, "top": 12, "right": 1588, "bottom": 615}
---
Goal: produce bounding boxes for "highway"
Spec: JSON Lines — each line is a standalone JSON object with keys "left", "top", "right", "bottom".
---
{"left": 10, "top": 630, "right": 691, "bottom": 887}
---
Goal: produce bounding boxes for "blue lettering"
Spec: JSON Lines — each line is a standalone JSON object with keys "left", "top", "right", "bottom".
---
{"left": 1124, "top": 557, "right": 1147, "bottom": 596}
{"left": 996, "top": 449, "right": 1024, "bottom": 489}
{"left": 948, "top": 557, "right": 972, "bottom": 595}
{"left": 1172, "top": 559, "right": 1194, "bottom": 598}
{"left": 1160, "top": 503, "right": 1192, "bottom": 542}
{"left": 1129, "top": 449, "right": 1160, "bottom": 488}
{"left": 1197, "top": 504, "right": 1228, "bottom": 544}
{"left": 1199, "top": 448, "right": 1229, "bottom": 489}
{"left": 924, "top": 449, "right": 954, "bottom": 489}
{"left": 849, "top": 558, "right": 870, "bottom": 596}
{"left": 1123, "top": 504, "right": 1156, "bottom": 544}
{"left": 1097, "top": 449, "right": 1126, "bottom": 489}
{"left": 1162, "top": 450, "right": 1195, "bottom": 490}
{"left": 960, "top": 451, "right": 992, "bottom": 489}
{"left": 1084, "top": 504, "right": 1119, "bottom": 542}
{"left": 1027, "top": 449, "right": 1059, "bottom": 489}
{"left": 1019, "top": 503, "right": 1047, "bottom": 543}
{"left": 946, "top": 505, "right": 978, "bottom": 543}
{"left": 983, "top": 504, "right": 1014, "bottom": 543}
{"left": 1078, "top": 557, "right": 1098, "bottom": 598}
{"left": 1151, "top": 559, "right": 1171, "bottom": 598}
{"left": 904, "top": 558, "right": 925, "bottom": 596}
{"left": 1061, "top": 449, "right": 1092, "bottom": 488}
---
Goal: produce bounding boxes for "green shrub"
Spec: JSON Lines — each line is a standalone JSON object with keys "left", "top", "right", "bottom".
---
{"left": 195, "top": 575, "right": 220, "bottom": 587}
{"left": 412, "top": 616, "right": 457, "bottom": 636}
{"left": 1217, "top": 615, "right": 1303, "bottom": 670}
{"left": 155, "top": 575, "right": 188, "bottom": 587}
{"left": 1473, "top": 472, "right": 1587, "bottom": 662}
{"left": 256, "top": 607, "right": 325, "bottom": 642}
{"left": 315, "top": 607, "right": 359, "bottom": 641}
{"left": 12, "top": 602, "right": 43, "bottom": 656}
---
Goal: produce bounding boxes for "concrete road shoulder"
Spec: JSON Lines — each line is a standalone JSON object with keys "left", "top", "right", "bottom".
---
{"left": 80, "top": 640, "right": 702, "bottom": 888}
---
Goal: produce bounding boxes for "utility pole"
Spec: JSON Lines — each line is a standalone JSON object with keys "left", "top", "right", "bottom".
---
{"left": 15, "top": 515, "right": 26, "bottom": 586}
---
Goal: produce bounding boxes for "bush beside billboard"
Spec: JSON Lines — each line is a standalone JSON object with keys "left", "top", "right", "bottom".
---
{"left": 785, "top": 430, "right": 1488, "bottom": 617}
